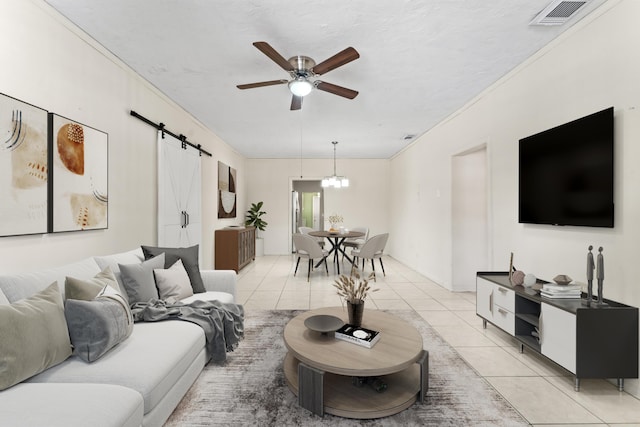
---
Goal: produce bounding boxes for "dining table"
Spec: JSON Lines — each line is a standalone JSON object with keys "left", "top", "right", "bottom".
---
{"left": 308, "top": 230, "right": 365, "bottom": 275}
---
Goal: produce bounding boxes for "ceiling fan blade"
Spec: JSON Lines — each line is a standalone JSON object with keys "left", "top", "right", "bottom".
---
{"left": 253, "top": 41, "right": 294, "bottom": 72}
{"left": 311, "top": 47, "right": 360, "bottom": 76}
{"left": 290, "top": 95, "right": 302, "bottom": 111}
{"left": 237, "top": 79, "right": 288, "bottom": 90}
{"left": 315, "top": 81, "right": 359, "bottom": 99}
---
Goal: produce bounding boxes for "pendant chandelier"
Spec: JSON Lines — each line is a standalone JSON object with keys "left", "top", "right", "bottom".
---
{"left": 321, "top": 141, "right": 349, "bottom": 188}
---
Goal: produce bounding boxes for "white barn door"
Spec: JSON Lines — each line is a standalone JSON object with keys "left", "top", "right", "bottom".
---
{"left": 157, "top": 131, "right": 201, "bottom": 248}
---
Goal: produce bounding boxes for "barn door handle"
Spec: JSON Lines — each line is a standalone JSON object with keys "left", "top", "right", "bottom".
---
{"left": 180, "top": 211, "right": 187, "bottom": 228}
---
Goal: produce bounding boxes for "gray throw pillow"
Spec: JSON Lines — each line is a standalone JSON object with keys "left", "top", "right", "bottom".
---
{"left": 141, "top": 245, "right": 205, "bottom": 293}
{"left": 94, "top": 250, "right": 144, "bottom": 292}
{"left": 0, "top": 282, "right": 72, "bottom": 390}
{"left": 118, "top": 253, "right": 165, "bottom": 304}
{"left": 65, "top": 285, "right": 134, "bottom": 362}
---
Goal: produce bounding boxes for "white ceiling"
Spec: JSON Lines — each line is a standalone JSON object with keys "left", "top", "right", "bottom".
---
{"left": 44, "top": 0, "right": 606, "bottom": 159}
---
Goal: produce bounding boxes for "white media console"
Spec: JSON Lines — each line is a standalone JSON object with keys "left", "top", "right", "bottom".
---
{"left": 476, "top": 272, "right": 638, "bottom": 391}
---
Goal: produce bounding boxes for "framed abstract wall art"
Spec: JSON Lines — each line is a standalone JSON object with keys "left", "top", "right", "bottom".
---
{"left": 49, "top": 114, "right": 108, "bottom": 232}
{"left": 218, "top": 161, "right": 236, "bottom": 218}
{"left": 0, "top": 93, "right": 49, "bottom": 237}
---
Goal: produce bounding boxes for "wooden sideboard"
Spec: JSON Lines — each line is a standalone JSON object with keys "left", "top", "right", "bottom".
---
{"left": 215, "top": 226, "right": 255, "bottom": 272}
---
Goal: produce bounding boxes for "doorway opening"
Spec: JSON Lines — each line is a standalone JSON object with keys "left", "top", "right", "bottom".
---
{"left": 291, "top": 180, "right": 324, "bottom": 252}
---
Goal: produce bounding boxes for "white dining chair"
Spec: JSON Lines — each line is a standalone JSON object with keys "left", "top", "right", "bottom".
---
{"left": 341, "top": 226, "right": 368, "bottom": 262}
{"left": 298, "top": 226, "right": 325, "bottom": 248}
{"left": 293, "top": 233, "right": 329, "bottom": 282}
{"left": 350, "top": 233, "right": 389, "bottom": 281}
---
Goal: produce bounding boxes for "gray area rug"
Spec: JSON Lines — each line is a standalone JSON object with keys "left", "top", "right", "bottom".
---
{"left": 165, "top": 309, "right": 529, "bottom": 426}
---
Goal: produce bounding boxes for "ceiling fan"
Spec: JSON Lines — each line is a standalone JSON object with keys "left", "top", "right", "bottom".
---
{"left": 237, "top": 41, "right": 360, "bottom": 110}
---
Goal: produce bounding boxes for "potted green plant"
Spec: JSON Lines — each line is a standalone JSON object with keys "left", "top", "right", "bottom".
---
{"left": 245, "top": 201, "right": 267, "bottom": 256}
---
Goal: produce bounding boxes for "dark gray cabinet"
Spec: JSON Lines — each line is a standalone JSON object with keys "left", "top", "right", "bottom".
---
{"left": 477, "top": 272, "right": 638, "bottom": 391}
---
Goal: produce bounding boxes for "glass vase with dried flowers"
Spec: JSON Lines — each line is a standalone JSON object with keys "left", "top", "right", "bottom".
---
{"left": 328, "top": 214, "right": 343, "bottom": 232}
{"left": 333, "top": 272, "right": 378, "bottom": 327}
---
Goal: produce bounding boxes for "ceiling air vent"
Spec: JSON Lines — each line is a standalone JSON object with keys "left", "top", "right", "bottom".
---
{"left": 530, "top": 0, "right": 590, "bottom": 26}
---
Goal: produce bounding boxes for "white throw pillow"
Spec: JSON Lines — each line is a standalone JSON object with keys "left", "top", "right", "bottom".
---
{"left": 153, "top": 259, "right": 194, "bottom": 303}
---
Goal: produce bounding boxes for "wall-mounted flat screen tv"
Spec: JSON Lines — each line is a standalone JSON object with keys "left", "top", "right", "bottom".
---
{"left": 519, "top": 107, "right": 614, "bottom": 228}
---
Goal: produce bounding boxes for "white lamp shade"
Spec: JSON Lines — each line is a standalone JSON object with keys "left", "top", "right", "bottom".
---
{"left": 321, "top": 176, "right": 349, "bottom": 188}
{"left": 321, "top": 142, "right": 349, "bottom": 189}
{"left": 288, "top": 78, "right": 313, "bottom": 97}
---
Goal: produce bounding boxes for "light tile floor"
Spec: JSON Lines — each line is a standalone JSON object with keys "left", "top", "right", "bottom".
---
{"left": 236, "top": 255, "right": 640, "bottom": 426}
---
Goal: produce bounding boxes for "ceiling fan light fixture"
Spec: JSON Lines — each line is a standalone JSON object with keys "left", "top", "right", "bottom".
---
{"left": 238, "top": 42, "right": 360, "bottom": 110}
{"left": 288, "top": 77, "right": 313, "bottom": 97}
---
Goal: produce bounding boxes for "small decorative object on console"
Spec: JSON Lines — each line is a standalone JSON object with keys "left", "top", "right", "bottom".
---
{"left": 596, "top": 246, "right": 605, "bottom": 306}
{"left": 541, "top": 283, "right": 582, "bottom": 299}
{"left": 511, "top": 270, "right": 525, "bottom": 286}
{"left": 335, "top": 324, "right": 381, "bottom": 348}
{"left": 508, "top": 252, "right": 514, "bottom": 283}
{"left": 523, "top": 273, "right": 537, "bottom": 287}
{"left": 553, "top": 274, "right": 573, "bottom": 285}
{"left": 585, "top": 245, "right": 595, "bottom": 306}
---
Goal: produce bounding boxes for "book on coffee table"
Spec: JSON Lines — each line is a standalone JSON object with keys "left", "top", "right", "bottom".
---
{"left": 335, "top": 324, "right": 381, "bottom": 348}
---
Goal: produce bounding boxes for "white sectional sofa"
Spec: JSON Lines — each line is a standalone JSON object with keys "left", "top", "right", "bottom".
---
{"left": 0, "top": 248, "right": 237, "bottom": 427}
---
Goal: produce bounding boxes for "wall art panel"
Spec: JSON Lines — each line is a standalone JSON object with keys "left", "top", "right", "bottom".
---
{"left": 218, "top": 161, "right": 236, "bottom": 218}
{"left": 0, "top": 93, "right": 49, "bottom": 237}
{"left": 49, "top": 114, "right": 108, "bottom": 232}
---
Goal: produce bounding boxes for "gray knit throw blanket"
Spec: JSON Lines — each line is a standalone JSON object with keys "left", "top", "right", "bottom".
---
{"left": 131, "top": 299, "right": 244, "bottom": 363}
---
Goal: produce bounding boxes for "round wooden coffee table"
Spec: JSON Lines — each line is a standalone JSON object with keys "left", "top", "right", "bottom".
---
{"left": 283, "top": 306, "right": 428, "bottom": 419}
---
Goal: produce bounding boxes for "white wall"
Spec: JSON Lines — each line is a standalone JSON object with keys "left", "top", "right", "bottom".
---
{"left": 0, "top": 1, "right": 244, "bottom": 271}
{"left": 390, "top": 0, "right": 640, "bottom": 396}
{"left": 245, "top": 158, "right": 389, "bottom": 255}
{"left": 452, "top": 147, "right": 488, "bottom": 291}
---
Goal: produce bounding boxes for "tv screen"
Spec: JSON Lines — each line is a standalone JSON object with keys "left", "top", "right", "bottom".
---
{"left": 518, "top": 107, "right": 614, "bottom": 228}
